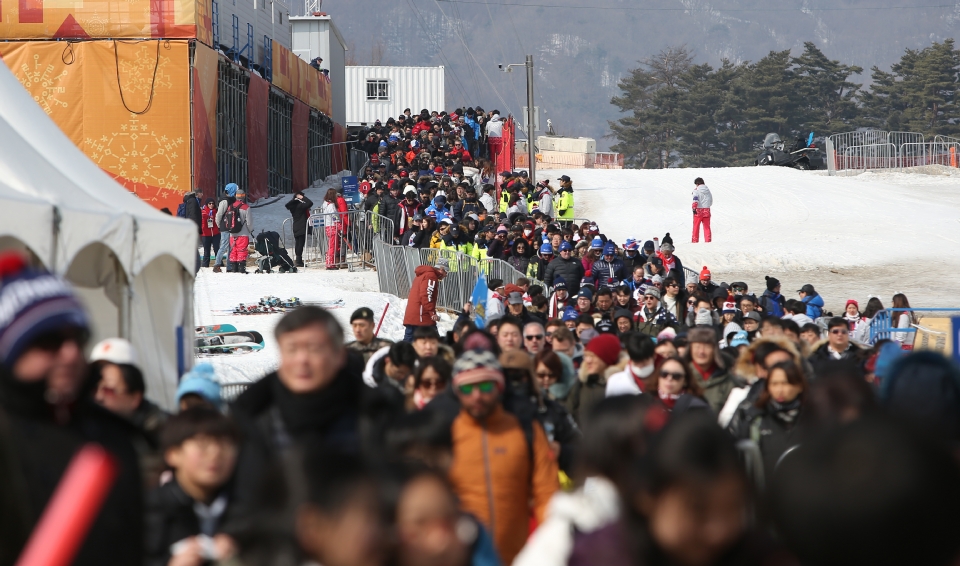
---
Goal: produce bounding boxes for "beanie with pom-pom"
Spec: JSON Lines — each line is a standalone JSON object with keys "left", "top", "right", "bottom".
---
{"left": 0, "top": 252, "right": 88, "bottom": 366}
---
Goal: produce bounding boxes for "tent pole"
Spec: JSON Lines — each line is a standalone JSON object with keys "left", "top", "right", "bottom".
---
{"left": 51, "top": 206, "right": 61, "bottom": 273}
{"left": 117, "top": 257, "right": 131, "bottom": 340}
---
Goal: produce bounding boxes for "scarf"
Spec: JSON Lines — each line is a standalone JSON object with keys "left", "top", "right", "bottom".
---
{"left": 413, "top": 389, "right": 431, "bottom": 410}
{"left": 769, "top": 397, "right": 801, "bottom": 424}
{"left": 270, "top": 369, "right": 361, "bottom": 437}
{"left": 657, "top": 251, "right": 676, "bottom": 274}
{"left": 659, "top": 390, "right": 681, "bottom": 409}
{"left": 691, "top": 360, "right": 716, "bottom": 382}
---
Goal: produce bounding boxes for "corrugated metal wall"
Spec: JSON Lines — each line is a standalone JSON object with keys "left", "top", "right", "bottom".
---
{"left": 344, "top": 66, "right": 445, "bottom": 126}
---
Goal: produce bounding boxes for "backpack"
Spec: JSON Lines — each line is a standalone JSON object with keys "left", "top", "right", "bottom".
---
{"left": 224, "top": 202, "right": 247, "bottom": 234}
{"left": 176, "top": 203, "right": 187, "bottom": 218}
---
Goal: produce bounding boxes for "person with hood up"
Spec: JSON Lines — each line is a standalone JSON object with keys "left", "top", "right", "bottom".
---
{"left": 545, "top": 241, "right": 585, "bottom": 297}
{"left": 424, "top": 193, "right": 451, "bottom": 223}
{"left": 656, "top": 233, "right": 686, "bottom": 286}
{"left": 508, "top": 240, "right": 532, "bottom": 275}
{"left": 798, "top": 284, "right": 825, "bottom": 319}
{"left": 402, "top": 258, "right": 449, "bottom": 342}
{"left": 284, "top": 190, "right": 314, "bottom": 267}
{"left": 181, "top": 190, "right": 202, "bottom": 232}
{"left": 212, "top": 183, "right": 237, "bottom": 272}
{"left": 555, "top": 175, "right": 575, "bottom": 227}
{"left": 486, "top": 112, "right": 504, "bottom": 158}
{"left": 691, "top": 176, "right": 713, "bottom": 243}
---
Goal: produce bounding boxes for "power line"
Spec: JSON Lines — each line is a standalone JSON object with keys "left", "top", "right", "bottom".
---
{"left": 483, "top": 0, "right": 526, "bottom": 119}
{"left": 437, "top": 0, "right": 956, "bottom": 11}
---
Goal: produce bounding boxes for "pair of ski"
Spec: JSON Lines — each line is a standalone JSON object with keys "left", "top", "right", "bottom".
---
{"left": 195, "top": 324, "right": 264, "bottom": 355}
{"left": 211, "top": 298, "right": 346, "bottom": 315}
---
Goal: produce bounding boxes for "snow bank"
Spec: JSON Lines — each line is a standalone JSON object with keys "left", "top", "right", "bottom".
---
{"left": 555, "top": 166, "right": 960, "bottom": 308}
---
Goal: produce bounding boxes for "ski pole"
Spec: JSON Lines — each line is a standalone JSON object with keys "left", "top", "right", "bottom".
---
{"left": 375, "top": 303, "right": 390, "bottom": 337}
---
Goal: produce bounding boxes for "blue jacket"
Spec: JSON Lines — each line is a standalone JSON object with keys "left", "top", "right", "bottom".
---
{"left": 464, "top": 116, "right": 482, "bottom": 140}
{"left": 760, "top": 290, "right": 784, "bottom": 318}
{"left": 591, "top": 257, "right": 627, "bottom": 288}
{"left": 803, "top": 293, "right": 824, "bottom": 319}
{"left": 424, "top": 204, "right": 451, "bottom": 223}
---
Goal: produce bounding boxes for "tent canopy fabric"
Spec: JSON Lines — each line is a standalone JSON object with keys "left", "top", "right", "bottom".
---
{"left": 0, "top": 59, "right": 197, "bottom": 409}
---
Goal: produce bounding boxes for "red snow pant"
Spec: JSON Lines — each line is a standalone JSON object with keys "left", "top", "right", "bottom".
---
{"left": 692, "top": 208, "right": 712, "bottom": 243}
{"left": 229, "top": 236, "right": 250, "bottom": 262}
{"left": 325, "top": 225, "right": 340, "bottom": 268}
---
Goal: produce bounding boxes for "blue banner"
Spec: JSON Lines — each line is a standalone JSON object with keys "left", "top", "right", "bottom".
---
{"left": 341, "top": 176, "right": 360, "bottom": 205}
{"left": 952, "top": 317, "right": 960, "bottom": 366}
{"left": 470, "top": 272, "right": 488, "bottom": 329}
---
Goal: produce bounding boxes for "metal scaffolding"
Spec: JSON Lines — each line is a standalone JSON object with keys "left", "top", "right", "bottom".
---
{"left": 267, "top": 88, "right": 293, "bottom": 196}
{"left": 216, "top": 59, "right": 248, "bottom": 196}
{"left": 308, "top": 110, "right": 333, "bottom": 186}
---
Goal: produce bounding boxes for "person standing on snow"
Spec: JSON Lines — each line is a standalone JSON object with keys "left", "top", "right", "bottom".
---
{"left": 212, "top": 183, "right": 237, "bottom": 272}
{"left": 691, "top": 177, "right": 713, "bottom": 243}
{"left": 284, "top": 190, "right": 314, "bottom": 268}
{"left": 225, "top": 188, "right": 253, "bottom": 273}
{"left": 402, "top": 258, "right": 449, "bottom": 342}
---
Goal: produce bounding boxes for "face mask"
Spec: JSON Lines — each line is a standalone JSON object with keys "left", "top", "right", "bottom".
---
{"left": 633, "top": 362, "right": 655, "bottom": 378}
{"left": 524, "top": 229, "right": 532, "bottom": 236}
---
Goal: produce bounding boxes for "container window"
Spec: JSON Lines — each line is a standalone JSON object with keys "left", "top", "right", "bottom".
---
{"left": 366, "top": 79, "right": 389, "bottom": 101}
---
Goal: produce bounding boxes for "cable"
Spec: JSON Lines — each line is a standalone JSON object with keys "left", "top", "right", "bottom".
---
{"left": 437, "top": 0, "right": 955, "bottom": 11}
{"left": 61, "top": 42, "right": 77, "bottom": 65}
{"left": 483, "top": 0, "right": 525, "bottom": 120}
{"left": 114, "top": 39, "right": 162, "bottom": 115}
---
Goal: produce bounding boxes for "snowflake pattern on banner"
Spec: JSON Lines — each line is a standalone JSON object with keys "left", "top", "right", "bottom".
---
{"left": 16, "top": 54, "right": 69, "bottom": 115}
{"left": 85, "top": 114, "right": 184, "bottom": 188}
{"left": 118, "top": 49, "right": 173, "bottom": 97}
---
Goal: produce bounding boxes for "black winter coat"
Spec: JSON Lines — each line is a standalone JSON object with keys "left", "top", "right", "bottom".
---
{"left": 145, "top": 479, "right": 237, "bottom": 566}
{"left": 228, "top": 353, "right": 366, "bottom": 515}
{"left": 733, "top": 403, "right": 802, "bottom": 480}
{"left": 544, "top": 256, "right": 586, "bottom": 296}
{"left": 378, "top": 194, "right": 402, "bottom": 237}
{"left": 0, "top": 376, "right": 144, "bottom": 566}
{"left": 284, "top": 195, "right": 314, "bottom": 237}
{"left": 184, "top": 192, "right": 203, "bottom": 232}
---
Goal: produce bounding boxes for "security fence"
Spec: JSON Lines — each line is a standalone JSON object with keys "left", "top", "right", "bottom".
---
{"left": 288, "top": 209, "right": 394, "bottom": 270}
{"left": 372, "top": 235, "right": 545, "bottom": 315}
{"left": 826, "top": 131, "right": 960, "bottom": 174}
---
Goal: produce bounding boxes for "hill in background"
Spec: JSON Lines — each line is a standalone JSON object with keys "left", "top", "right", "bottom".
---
{"left": 320, "top": 0, "right": 960, "bottom": 150}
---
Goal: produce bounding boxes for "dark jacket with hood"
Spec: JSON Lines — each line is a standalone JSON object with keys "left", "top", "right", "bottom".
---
{"left": 544, "top": 256, "right": 585, "bottom": 297}
{"left": 184, "top": 192, "right": 203, "bottom": 232}
{"left": 284, "top": 194, "right": 314, "bottom": 237}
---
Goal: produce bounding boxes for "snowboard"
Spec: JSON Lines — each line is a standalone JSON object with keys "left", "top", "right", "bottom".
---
{"left": 195, "top": 331, "right": 264, "bottom": 348}
{"left": 195, "top": 343, "right": 264, "bottom": 355}
{"left": 196, "top": 324, "right": 238, "bottom": 335}
{"left": 213, "top": 298, "right": 345, "bottom": 315}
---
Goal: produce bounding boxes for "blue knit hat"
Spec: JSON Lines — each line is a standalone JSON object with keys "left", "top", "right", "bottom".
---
{"left": 225, "top": 183, "right": 238, "bottom": 197}
{"left": 540, "top": 242, "right": 554, "bottom": 255}
{"left": 0, "top": 253, "right": 89, "bottom": 366}
{"left": 590, "top": 236, "right": 604, "bottom": 250}
{"left": 559, "top": 241, "right": 573, "bottom": 252}
{"left": 603, "top": 242, "right": 616, "bottom": 256}
{"left": 553, "top": 277, "right": 567, "bottom": 291}
{"left": 177, "top": 363, "right": 222, "bottom": 410}
{"left": 562, "top": 307, "right": 579, "bottom": 322}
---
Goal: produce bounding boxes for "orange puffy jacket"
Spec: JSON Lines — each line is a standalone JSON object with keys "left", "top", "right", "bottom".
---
{"left": 402, "top": 265, "right": 441, "bottom": 326}
{"left": 448, "top": 405, "right": 559, "bottom": 565}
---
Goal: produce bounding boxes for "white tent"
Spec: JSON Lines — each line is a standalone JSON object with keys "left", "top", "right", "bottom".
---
{"left": 0, "top": 59, "right": 198, "bottom": 410}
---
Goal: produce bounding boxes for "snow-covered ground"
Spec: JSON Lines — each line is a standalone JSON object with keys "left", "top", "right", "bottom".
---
{"left": 556, "top": 166, "right": 960, "bottom": 310}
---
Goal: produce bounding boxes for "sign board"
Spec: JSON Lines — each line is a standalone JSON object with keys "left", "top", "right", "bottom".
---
{"left": 952, "top": 317, "right": 960, "bottom": 365}
{"left": 520, "top": 106, "right": 541, "bottom": 133}
{"left": 341, "top": 176, "right": 360, "bottom": 205}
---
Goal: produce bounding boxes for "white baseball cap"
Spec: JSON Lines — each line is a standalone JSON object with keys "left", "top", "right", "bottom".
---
{"left": 89, "top": 338, "right": 139, "bottom": 367}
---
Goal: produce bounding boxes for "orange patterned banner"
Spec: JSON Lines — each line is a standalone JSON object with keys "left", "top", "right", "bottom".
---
{"left": 0, "top": 40, "right": 192, "bottom": 211}
{"left": 0, "top": 0, "right": 207, "bottom": 40}
{"left": 271, "top": 39, "right": 332, "bottom": 117}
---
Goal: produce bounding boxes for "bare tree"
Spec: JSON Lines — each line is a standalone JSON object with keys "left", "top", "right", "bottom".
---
{"left": 345, "top": 39, "right": 358, "bottom": 66}
{"left": 370, "top": 40, "right": 388, "bottom": 66}
{"left": 645, "top": 45, "right": 694, "bottom": 89}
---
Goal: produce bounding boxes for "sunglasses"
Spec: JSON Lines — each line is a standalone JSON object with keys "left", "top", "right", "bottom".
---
{"left": 420, "top": 378, "right": 445, "bottom": 390}
{"left": 524, "top": 334, "right": 544, "bottom": 341}
{"left": 687, "top": 300, "right": 697, "bottom": 305}
{"left": 660, "top": 371, "right": 686, "bottom": 381}
{"left": 666, "top": 283, "right": 679, "bottom": 288}
{"left": 830, "top": 329, "right": 849, "bottom": 335}
{"left": 458, "top": 381, "right": 497, "bottom": 395}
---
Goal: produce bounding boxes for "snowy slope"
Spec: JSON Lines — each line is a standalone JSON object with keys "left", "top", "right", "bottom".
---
{"left": 554, "top": 166, "right": 960, "bottom": 309}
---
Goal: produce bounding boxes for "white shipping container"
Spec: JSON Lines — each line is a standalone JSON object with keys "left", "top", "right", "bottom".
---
{"left": 344, "top": 66, "right": 445, "bottom": 126}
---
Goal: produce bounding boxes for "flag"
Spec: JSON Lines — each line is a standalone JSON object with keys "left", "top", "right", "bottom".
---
{"left": 470, "top": 272, "right": 488, "bottom": 329}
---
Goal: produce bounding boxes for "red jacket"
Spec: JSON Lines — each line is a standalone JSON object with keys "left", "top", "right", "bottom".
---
{"left": 403, "top": 265, "right": 442, "bottom": 326}
{"left": 200, "top": 205, "right": 220, "bottom": 237}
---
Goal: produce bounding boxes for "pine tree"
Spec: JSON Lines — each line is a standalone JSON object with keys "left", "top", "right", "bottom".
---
{"left": 791, "top": 42, "right": 862, "bottom": 136}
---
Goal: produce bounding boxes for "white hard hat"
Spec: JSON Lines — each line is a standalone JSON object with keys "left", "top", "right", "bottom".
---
{"left": 89, "top": 338, "right": 139, "bottom": 367}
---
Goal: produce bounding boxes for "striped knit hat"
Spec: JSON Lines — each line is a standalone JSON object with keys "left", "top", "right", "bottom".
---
{"left": 452, "top": 349, "right": 504, "bottom": 389}
{"left": 0, "top": 253, "right": 89, "bottom": 366}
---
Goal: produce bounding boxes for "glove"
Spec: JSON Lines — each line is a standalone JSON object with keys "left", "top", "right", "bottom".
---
{"left": 691, "top": 201, "right": 698, "bottom": 210}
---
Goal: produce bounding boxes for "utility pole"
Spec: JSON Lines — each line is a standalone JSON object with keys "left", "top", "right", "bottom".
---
{"left": 526, "top": 54, "right": 536, "bottom": 187}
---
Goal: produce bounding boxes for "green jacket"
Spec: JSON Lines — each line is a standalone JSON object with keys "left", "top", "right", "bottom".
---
{"left": 556, "top": 189, "right": 574, "bottom": 220}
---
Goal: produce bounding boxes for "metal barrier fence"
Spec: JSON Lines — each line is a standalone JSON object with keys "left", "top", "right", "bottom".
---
{"left": 287, "top": 210, "right": 394, "bottom": 270}
{"left": 867, "top": 308, "right": 959, "bottom": 349}
{"left": 373, "top": 237, "right": 544, "bottom": 314}
{"left": 826, "top": 130, "right": 960, "bottom": 174}
{"left": 220, "top": 382, "right": 251, "bottom": 402}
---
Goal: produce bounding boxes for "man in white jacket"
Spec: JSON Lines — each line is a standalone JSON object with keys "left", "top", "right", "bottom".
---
{"left": 692, "top": 177, "right": 713, "bottom": 243}
{"left": 605, "top": 333, "right": 656, "bottom": 397}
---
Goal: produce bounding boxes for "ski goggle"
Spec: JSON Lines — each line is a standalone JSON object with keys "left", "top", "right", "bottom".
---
{"left": 458, "top": 381, "right": 497, "bottom": 395}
